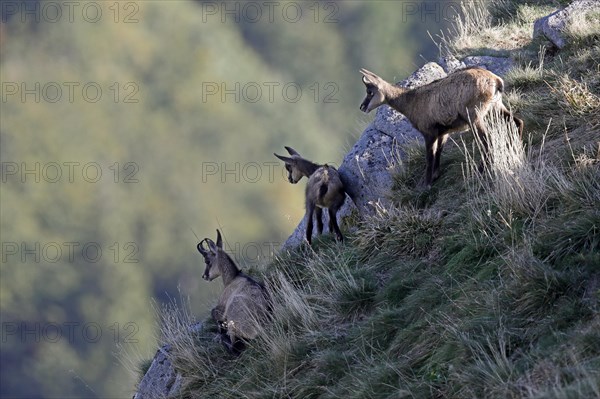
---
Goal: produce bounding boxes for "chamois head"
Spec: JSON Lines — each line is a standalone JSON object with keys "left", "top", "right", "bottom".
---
{"left": 359, "top": 68, "right": 392, "bottom": 113}
{"left": 274, "top": 146, "right": 305, "bottom": 184}
{"left": 197, "top": 229, "right": 224, "bottom": 281}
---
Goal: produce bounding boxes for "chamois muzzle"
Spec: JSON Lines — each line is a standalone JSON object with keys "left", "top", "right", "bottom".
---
{"left": 359, "top": 74, "right": 373, "bottom": 113}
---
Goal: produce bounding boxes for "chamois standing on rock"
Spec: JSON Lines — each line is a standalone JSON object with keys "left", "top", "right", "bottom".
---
{"left": 359, "top": 67, "right": 524, "bottom": 186}
{"left": 274, "top": 146, "right": 346, "bottom": 245}
{"left": 197, "top": 230, "right": 271, "bottom": 356}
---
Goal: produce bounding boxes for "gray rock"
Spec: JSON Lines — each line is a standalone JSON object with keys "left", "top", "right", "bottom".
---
{"left": 439, "top": 54, "right": 515, "bottom": 77}
{"left": 438, "top": 55, "right": 466, "bottom": 74}
{"left": 133, "top": 345, "right": 180, "bottom": 399}
{"left": 339, "top": 122, "right": 417, "bottom": 214}
{"left": 396, "top": 62, "right": 447, "bottom": 90}
{"left": 462, "top": 56, "right": 515, "bottom": 77}
{"left": 282, "top": 62, "right": 447, "bottom": 250}
{"left": 133, "top": 323, "right": 203, "bottom": 399}
{"left": 533, "top": 0, "right": 600, "bottom": 49}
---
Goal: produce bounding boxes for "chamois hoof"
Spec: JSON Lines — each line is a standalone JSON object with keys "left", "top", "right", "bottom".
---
{"left": 419, "top": 180, "right": 432, "bottom": 190}
{"left": 477, "top": 161, "right": 487, "bottom": 174}
{"left": 221, "top": 337, "right": 246, "bottom": 356}
{"left": 218, "top": 331, "right": 231, "bottom": 344}
{"left": 231, "top": 339, "right": 246, "bottom": 356}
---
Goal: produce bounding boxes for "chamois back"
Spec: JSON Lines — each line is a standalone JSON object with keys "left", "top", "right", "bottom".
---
{"left": 306, "top": 165, "right": 345, "bottom": 210}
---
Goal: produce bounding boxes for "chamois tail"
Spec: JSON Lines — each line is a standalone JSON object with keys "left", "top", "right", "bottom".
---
{"left": 319, "top": 183, "right": 328, "bottom": 200}
{"left": 496, "top": 77, "right": 505, "bottom": 93}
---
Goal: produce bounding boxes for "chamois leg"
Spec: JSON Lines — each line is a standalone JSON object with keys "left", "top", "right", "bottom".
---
{"left": 221, "top": 336, "right": 245, "bottom": 357}
{"left": 231, "top": 337, "right": 246, "bottom": 356}
{"left": 423, "top": 135, "right": 436, "bottom": 187}
{"left": 500, "top": 107, "right": 524, "bottom": 139}
{"left": 220, "top": 332, "right": 233, "bottom": 348}
{"left": 432, "top": 134, "right": 449, "bottom": 182}
{"left": 328, "top": 208, "right": 343, "bottom": 242}
{"left": 473, "top": 118, "right": 490, "bottom": 172}
{"left": 315, "top": 207, "right": 324, "bottom": 236}
{"left": 211, "top": 306, "right": 232, "bottom": 348}
{"left": 219, "top": 333, "right": 245, "bottom": 356}
{"left": 305, "top": 203, "right": 315, "bottom": 245}
{"left": 211, "top": 307, "right": 226, "bottom": 334}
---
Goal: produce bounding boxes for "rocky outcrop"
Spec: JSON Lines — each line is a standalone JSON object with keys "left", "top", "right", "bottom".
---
{"left": 438, "top": 54, "right": 515, "bottom": 76}
{"left": 462, "top": 56, "right": 515, "bottom": 77}
{"left": 133, "top": 345, "right": 181, "bottom": 399}
{"left": 134, "top": 323, "right": 203, "bottom": 399}
{"left": 533, "top": 0, "right": 600, "bottom": 49}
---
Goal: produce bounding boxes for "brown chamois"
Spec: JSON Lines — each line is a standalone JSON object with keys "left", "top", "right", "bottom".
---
{"left": 197, "top": 230, "right": 271, "bottom": 355}
{"left": 359, "top": 67, "right": 524, "bottom": 186}
{"left": 274, "top": 146, "right": 345, "bottom": 245}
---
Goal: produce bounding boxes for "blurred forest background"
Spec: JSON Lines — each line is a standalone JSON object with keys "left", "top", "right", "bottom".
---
{"left": 0, "top": 0, "right": 445, "bottom": 397}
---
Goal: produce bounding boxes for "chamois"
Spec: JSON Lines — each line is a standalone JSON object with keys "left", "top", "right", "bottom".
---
{"left": 197, "top": 230, "right": 271, "bottom": 355}
{"left": 359, "top": 67, "right": 524, "bottom": 186}
{"left": 274, "top": 146, "right": 346, "bottom": 245}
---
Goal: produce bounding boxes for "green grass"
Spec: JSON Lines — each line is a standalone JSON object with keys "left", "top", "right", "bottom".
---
{"left": 137, "top": 1, "right": 600, "bottom": 397}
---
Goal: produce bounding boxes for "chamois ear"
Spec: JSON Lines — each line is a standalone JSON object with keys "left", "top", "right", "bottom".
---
{"left": 284, "top": 146, "right": 300, "bottom": 156}
{"left": 274, "top": 153, "right": 293, "bottom": 164}
{"left": 216, "top": 229, "right": 223, "bottom": 249}
{"left": 360, "top": 68, "right": 383, "bottom": 86}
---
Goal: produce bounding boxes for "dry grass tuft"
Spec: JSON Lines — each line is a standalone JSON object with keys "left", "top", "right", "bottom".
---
{"left": 462, "top": 109, "right": 564, "bottom": 221}
{"left": 354, "top": 201, "right": 443, "bottom": 258}
{"left": 550, "top": 75, "right": 600, "bottom": 119}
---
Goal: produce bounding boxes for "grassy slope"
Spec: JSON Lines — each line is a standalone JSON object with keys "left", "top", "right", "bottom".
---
{"left": 148, "top": 1, "right": 600, "bottom": 398}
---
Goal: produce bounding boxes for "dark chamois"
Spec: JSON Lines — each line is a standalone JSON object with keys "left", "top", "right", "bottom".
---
{"left": 274, "top": 146, "right": 346, "bottom": 245}
{"left": 197, "top": 230, "right": 271, "bottom": 355}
